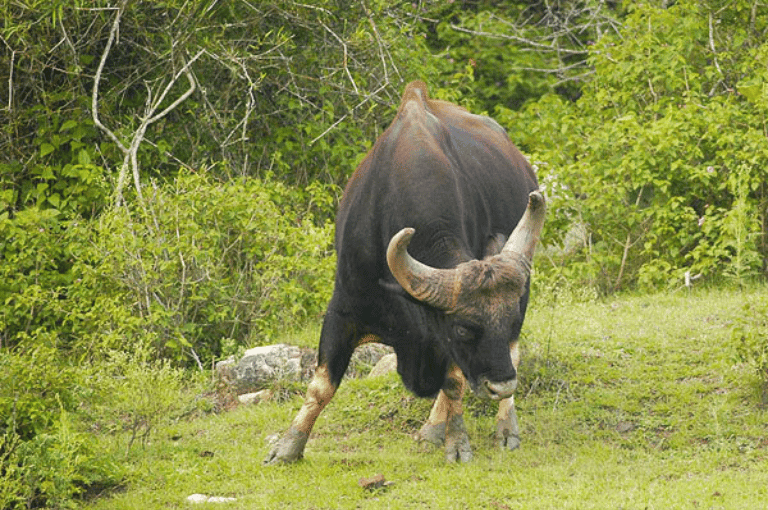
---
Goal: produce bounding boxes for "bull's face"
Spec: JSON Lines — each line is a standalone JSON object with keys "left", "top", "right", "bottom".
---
{"left": 387, "top": 191, "right": 545, "bottom": 400}
{"left": 442, "top": 259, "right": 526, "bottom": 399}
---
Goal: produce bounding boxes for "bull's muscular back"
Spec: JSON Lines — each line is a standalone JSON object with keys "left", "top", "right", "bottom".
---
{"left": 336, "top": 81, "right": 537, "bottom": 290}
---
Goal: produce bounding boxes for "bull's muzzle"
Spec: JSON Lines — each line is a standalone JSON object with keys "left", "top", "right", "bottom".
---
{"left": 478, "top": 377, "right": 517, "bottom": 401}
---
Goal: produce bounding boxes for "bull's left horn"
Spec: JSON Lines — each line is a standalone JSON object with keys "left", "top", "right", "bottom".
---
{"left": 502, "top": 190, "right": 546, "bottom": 264}
{"left": 387, "top": 228, "right": 457, "bottom": 310}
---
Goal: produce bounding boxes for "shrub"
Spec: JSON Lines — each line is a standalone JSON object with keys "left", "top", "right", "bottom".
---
{"left": 89, "top": 345, "right": 199, "bottom": 454}
{"left": 732, "top": 297, "right": 768, "bottom": 401}
{"left": 0, "top": 346, "right": 121, "bottom": 509}
{"left": 501, "top": 0, "right": 768, "bottom": 292}
{"left": 79, "top": 171, "right": 337, "bottom": 363}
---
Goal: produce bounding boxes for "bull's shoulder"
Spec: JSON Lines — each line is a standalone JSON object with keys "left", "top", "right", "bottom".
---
{"left": 395, "top": 81, "right": 508, "bottom": 143}
{"left": 398, "top": 80, "right": 431, "bottom": 111}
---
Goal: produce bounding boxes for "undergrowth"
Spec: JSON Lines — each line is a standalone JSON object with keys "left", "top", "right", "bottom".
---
{"left": 56, "top": 286, "right": 768, "bottom": 508}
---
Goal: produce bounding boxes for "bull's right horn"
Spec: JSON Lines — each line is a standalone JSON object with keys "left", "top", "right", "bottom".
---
{"left": 501, "top": 190, "right": 546, "bottom": 266}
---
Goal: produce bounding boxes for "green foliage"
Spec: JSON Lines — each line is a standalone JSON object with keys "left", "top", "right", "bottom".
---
{"left": 0, "top": 347, "right": 121, "bottom": 509}
{"left": 1, "top": 171, "right": 336, "bottom": 362}
{"left": 90, "top": 346, "right": 197, "bottom": 454}
{"left": 422, "top": 1, "right": 624, "bottom": 113}
{"left": 1, "top": 105, "right": 107, "bottom": 218}
{"left": 159, "top": 0, "right": 442, "bottom": 185}
{"left": 504, "top": 0, "right": 768, "bottom": 291}
{"left": 0, "top": 345, "right": 79, "bottom": 440}
{"left": 732, "top": 297, "right": 768, "bottom": 401}
{"left": 4, "top": 411, "right": 116, "bottom": 510}
{"left": 80, "top": 171, "right": 336, "bottom": 362}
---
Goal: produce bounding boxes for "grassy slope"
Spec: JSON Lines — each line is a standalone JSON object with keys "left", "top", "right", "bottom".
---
{"left": 84, "top": 287, "right": 768, "bottom": 509}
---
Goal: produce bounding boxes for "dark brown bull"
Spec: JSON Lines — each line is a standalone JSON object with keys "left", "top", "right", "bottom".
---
{"left": 265, "top": 81, "right": 545, "bottom": 464}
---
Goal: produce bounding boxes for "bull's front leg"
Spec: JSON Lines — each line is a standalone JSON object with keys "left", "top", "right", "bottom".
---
{"left": 264, "top": 365, "right": 336, "bottom": 464}
{"left": 416, "top": 364, "right": 472, "bottom": 463}
{"left": 264, "top": 310, "right": 358, "bottom": 465}
{"left": 495, "top": 395, "right": 521, "bottom": 450}
{"left": 495, "top": 341, "right": 521, "bottom": 450}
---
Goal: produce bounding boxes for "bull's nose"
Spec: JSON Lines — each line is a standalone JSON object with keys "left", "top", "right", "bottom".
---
{"left": 483, "top": 378, "right": 517, "bottom": 400}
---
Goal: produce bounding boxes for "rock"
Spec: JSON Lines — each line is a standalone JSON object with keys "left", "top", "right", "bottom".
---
{"left": 217, "top": 342, "right": 396, "bottom": 396}
{"left": 237, "top": 389, "right": 273, "bottom": 405}
{"left": 187, "top": 494, "right": 236, "bottom": 504}
{"left": 214, "top": 357, "right": 236, "bottom": 382}
{"left": 207, "top": 496, "right": 237, "bottom": 503}
{"left": 227, "top": 344, "right": 312, "bottom": 394}
{"left": 346, "top": 344, "right": 394, "bottom": 378}
{"left": 368, "top": 353, "right": 397, "bottom": 378}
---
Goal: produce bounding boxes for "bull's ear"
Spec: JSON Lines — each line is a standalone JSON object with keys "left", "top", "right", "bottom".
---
{"left": 378, "top": 278, "right": 424, "bottom": 305}
{"left": 379, "top": 278, "right": 406, "bottom": 296}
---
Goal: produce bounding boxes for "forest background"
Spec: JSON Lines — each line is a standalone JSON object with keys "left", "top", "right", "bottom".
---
{"left": 1, "top": 0, "right": 767, "bottom": 507}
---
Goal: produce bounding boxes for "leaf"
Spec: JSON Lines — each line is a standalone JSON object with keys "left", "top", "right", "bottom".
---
{"left": 41, "top": 167, "right": 55, "bottom": 180}
{"left": 48, "top": 193, "right": 61, "bottom": 208}
{"left": 77, "top": 150, "right": 92, "bottom": 166}
{"left": 40, "top": 143, "right": 55, "bottom": 157}
{"left": 737, "top": 78, "right": 764, "bottom": 104}
{"left": 60, "top": 120, "right": 78, "bottom": 132}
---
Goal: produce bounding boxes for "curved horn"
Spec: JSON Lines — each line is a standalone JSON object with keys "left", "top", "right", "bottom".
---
{"left": 386, "top": 228, "right": 457, "bottom": 310}
{"left": 501, "top": 190, "right": 546, "bottom": 264}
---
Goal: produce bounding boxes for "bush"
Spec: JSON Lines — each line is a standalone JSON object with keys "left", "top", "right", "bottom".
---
{"left": 732, "top": 297, "right": 768, "bottom": 401}
{"left": 90, "top": 346, "right": 199, "bottom": 454}
{"left": 0, "top": 346, "right": 121, "bottom": 509}
{"left": 78, "top": 171, "right": 337, "bottom": 363}
{"left": 504, "top": 0, "right": 768, "bottom": 292}
{"left": 0, "top": 344, "right": 80, "bottom": 441}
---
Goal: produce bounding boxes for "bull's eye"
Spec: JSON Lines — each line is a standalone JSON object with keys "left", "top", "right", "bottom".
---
{"left": 453, "top": 324, "right": 476, "bottom": 342}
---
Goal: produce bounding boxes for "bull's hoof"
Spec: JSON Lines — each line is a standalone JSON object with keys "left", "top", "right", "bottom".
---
{"left": 495, "top": 418, "right": 521, "bottom": 451}
{"left": 263, "top": 427, "right": 309, "bottom": 465}
{"left": 497, "top": 432, "right": 521, "bottom": 451}
{"left": 445, "top": 415, "right": 473, "bottom": 463}
{"left": 416, "top": 421, "right": 446, "bottom": 446}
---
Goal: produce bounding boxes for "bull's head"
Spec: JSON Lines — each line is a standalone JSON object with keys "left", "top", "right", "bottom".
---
{"left": 387, "top": 191, "right": 546, "bottom": 400}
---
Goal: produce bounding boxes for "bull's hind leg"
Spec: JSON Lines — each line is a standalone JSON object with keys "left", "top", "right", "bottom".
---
{"left": 264, "top": 310, "right": 359, "bottom": 464}
{"left": 495, "top": 341, "right": 521, "bottom": 450}
{"left": 417, "top": 364, "right": 472, "bottom": 462}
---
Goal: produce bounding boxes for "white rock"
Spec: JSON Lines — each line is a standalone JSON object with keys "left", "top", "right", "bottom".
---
{"left": 207, "top": 496, "right": 237, "bottom": 503}
{"left": 187, "top": 494, "right": 237, "bottom": 504}
{"left": 368, "top": 353, "right": 397, "bottom": 378}
{"left": 187, "top": 494, "right": 208, "bottom": 504}
{"left": 237, "top": 389, "right": 273, "bottom": 405}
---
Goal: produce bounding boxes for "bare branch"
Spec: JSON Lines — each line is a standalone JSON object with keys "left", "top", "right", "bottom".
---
{"left": 92, "top": 2, "right": 128, "bottom": 153}
{"left": 310, "top": 83, "right": 388, "bottom": 145}
{"left": 92, "top": 2, "right": 201, "bottom": 210}
{"left": 146, "top": 51, "right": 202, "bottom": 124}
{"left": 6, "top": 47, "right": 14, "bottom": 112}
{"left": 708, "top": 12, "right": 724, "bottom": 78}
{"left": 319, "top": 20, "right": 359, "bottom": 95}
{"left": 361, "top": 1, "right": 391, "bottom": 84}
{"left": 449, "top": 24, "right": 589, "bottom": 56}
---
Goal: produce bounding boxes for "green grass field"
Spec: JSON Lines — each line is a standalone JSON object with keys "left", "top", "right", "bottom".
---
{"left": 84, "top": 286, "right": 768, "bottom": 509}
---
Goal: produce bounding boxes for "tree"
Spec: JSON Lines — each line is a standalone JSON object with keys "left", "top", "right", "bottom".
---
{"left": 502, "top": 0, "right": 768, "bottom": 290}
{"left": 420, "top": 0, "right": 624, "bottom": 113}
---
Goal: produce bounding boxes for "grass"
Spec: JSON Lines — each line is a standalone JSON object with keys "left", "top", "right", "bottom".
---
{"left": 83, "top": 286, "right": 768, "bottom": 509}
